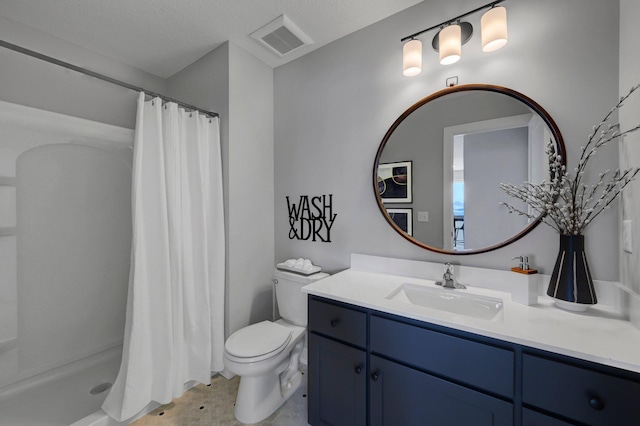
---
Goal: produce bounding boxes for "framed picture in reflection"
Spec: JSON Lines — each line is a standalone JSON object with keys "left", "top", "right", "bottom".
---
{"left": 377, "top": 161, "right": 412, "bottom": 203}
{"left": 386, "top": 208, "right": 412, "bottom": 236}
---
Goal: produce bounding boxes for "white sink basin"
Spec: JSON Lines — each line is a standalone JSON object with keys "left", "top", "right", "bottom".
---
{"left": 385, "top": 283, "right": 504, "bottom": 320}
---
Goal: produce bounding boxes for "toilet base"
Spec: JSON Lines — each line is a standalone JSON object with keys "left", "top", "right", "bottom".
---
{"left": 233, "top": 341, "right": 304, "bottom": 424}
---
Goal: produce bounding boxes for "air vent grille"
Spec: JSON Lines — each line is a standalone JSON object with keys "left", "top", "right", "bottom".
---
{"left": 261, "top": 26, "right": 305, "bottom": 55}
{"left": 251, "top": 15, "right": 313, "bottom": 57}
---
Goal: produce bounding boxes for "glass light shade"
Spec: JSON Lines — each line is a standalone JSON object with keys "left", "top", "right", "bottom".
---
{"left": 439, "top": 24, "right": 461, "bottom": 65}
{"left": 402, "top": 39, "right": 422, "bottom": 77}
{"left": 481, "top": 6, "right": 508, "bottom": 52}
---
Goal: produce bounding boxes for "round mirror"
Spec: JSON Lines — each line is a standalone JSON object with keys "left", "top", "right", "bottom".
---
{"left": 373, "top": 84, "right": 566, "bottom": 255}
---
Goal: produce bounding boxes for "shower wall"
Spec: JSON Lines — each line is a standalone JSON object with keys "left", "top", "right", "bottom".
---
{"left": 0, "top": 100, "right": 133, "bottom": 389}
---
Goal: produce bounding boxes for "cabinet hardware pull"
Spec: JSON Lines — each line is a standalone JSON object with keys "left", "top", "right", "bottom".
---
{"left": 330, "top": 318, "right": 340, "bottom": 327}
{"left": 588, "top": 396, "right": 605, "bottom": 411}
{"left": 354, "top": 364, "right": 363, "bottom": 374}
{"left": 371, "top": 370, "right": 380, "bottom": 381}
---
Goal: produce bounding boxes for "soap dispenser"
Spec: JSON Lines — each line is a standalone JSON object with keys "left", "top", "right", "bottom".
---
{"left": 510, "top": 255, "right": 539, "bottom": 306}
{"left": 511, "top": 256, "right": 537, "bottom": 274}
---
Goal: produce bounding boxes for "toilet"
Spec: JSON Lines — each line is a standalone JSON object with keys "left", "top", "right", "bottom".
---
{"left": 224, "top": 268, "right": 328, "bottom": 424}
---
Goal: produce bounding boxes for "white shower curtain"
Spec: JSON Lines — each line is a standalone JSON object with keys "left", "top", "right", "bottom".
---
{"left": 103, "top": 93, "right": 225, "bottom": 422}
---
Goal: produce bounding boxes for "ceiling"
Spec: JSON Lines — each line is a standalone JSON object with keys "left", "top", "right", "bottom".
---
{"left": 0, "top": 0, "right": 423, "bottom": 79}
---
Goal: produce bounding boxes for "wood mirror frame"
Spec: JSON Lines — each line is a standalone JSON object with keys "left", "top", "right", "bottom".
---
{"left": 373, "top": 84, "right": 566, "bottom": 255}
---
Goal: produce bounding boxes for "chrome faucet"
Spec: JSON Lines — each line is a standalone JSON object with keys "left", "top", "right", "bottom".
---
{"left": 436, "top": 263, "right": 466, "bottom": 289}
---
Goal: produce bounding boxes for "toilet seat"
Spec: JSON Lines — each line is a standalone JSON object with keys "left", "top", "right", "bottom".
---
{"left": 225, "top": 321, "right": 292, "bottom": 363}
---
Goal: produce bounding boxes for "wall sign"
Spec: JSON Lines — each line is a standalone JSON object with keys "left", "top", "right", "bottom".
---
{"left": 287, "top": 194, "right": 336, "bottom": 242}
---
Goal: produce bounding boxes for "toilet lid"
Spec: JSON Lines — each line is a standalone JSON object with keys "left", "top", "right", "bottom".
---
{"left": 225, "top": 321, "right": 292, "bottom": 358}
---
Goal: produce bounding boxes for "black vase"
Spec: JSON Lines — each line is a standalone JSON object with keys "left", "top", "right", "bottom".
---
{"left": 547, "top": 234, "right": 597, "bottom": 306}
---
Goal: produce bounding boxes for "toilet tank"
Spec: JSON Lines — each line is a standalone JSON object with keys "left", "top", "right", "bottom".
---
{"left": 274, "top": 269, "right": 329, "bottom": 326}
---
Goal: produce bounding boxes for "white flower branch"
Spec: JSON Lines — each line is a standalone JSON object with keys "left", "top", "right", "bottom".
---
{"left": 501, "top": 85, "right": 640, "bottom": 235}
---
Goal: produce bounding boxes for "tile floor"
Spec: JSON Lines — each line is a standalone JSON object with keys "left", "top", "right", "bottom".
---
{"left": 131, "top": 366, "right": 310, "bottom": 426}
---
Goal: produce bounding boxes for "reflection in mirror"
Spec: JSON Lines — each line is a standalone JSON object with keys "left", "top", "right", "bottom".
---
{"left": 387, "top": 208, "right": 413, "bottom": 236}
{"left": 374, "top": 85, "right": 565, "bottom": 255}
{"left": 378, "top": 161, "right": 412, "bottom": 203}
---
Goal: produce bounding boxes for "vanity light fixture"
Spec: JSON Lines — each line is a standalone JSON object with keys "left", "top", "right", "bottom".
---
{"left": 481, "top": 5, "right": 508, "bottom": 52}
{"left": 401, "top": 0, "right": 508, "bottom": 76}
{"left": 402, "top": 38, "right": 422, "bottom": 76}
{"left": 438, "top": 23, "right": 462, "bottom": 65}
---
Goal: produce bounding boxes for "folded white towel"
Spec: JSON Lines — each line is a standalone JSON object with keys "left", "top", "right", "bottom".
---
{"left": 280, "top": 258, "right": 319, "bottom": 272}
{"left": 277, "top": 258, "right": 321, "bottom": 275}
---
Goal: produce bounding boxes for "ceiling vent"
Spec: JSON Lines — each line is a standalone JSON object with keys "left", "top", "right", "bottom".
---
{"left": 250, "top": 15, "right": 313, "bottom": 57}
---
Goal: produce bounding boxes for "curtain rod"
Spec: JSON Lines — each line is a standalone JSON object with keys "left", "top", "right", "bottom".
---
{"left": 0, "top": 39, "right": 219, "bottom": 118}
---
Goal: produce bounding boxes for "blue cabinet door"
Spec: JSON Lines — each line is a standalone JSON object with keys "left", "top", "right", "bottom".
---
{"left": 523, "top": 408, "right": 575, "bottom": 425}
{"left": 308, "top": 333, "right": 367, "bottom": 426}
{"left": 369, "top": 355, "right": 513, "bottom": 426}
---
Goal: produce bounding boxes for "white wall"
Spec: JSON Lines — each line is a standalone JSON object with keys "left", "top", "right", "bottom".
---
{"left": 16, "top": 144, "right": 131, "bottom": 374}
{"left": 275, "top": 0, "right": 620, "bottom": 280}
{"left": 619, "top": 0, "right": 640, "bottom": 325}
{"left": 169, "top": 42, "right": 275, "bottom": 337}
{"left": 0, "top": 103, "right": 133, "bottom": 389}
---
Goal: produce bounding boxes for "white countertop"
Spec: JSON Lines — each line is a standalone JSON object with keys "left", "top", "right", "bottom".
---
{"left": 303, "top": 268, "right": 640, "bottom": 374}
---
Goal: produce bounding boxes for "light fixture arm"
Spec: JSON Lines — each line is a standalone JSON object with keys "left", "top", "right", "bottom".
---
{"left": 400, "top": 0, "right": 505, "bottom": 43}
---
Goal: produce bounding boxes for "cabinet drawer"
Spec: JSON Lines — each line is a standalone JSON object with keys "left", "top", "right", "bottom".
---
{"left": 523, "top": 354, "right": 640, "bottom": 426}
{"left": 370, "top": 315, "right": 513, "bottom": 398}
{"left": 308, "top": 298, "right": 367, "bottom": 348}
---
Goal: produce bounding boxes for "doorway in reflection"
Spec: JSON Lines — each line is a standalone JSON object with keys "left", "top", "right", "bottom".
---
{"left": 449, "top": 125, "right": 531, "bottom": 251}
{"left": 452, "top": 136, "right": 465, "bottom": 250}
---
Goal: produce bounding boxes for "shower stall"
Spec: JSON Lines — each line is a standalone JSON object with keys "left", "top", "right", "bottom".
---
{"left": 0, "top": 99, "right": 133, "bottom": 425}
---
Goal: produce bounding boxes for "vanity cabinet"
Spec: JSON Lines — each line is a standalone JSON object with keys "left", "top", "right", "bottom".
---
{"left": 308, "top": 296, "right": 512, "bottom": 425}
{"left": 308, "top": 295, "right": 640, "bottom": 426}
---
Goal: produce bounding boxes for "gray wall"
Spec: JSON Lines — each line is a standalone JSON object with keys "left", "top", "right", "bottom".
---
{"left": 168, "top": 42, "right": 275, "bottom": 337}
{"left": 275, "top": 0, "right": 620, "bottom": 279}
{"left": 227, "top": 44, "right": 275, "bottom": 335}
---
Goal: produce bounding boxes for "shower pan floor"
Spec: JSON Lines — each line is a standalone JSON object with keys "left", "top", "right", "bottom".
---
{"left": 0, "top": 351, "right": 120, "bottom": 426}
